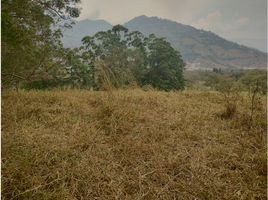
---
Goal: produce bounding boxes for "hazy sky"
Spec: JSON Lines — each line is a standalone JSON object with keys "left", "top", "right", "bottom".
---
{"left": 78, "top": 0, "right": 267, "bottom": 52}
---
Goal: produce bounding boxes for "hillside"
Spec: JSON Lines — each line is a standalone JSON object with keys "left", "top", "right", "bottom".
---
{"left": 62, "top": 16, "right": 267, "bottom": 69}
{"left": 2, "top": 89, "right": 267, "bottom": 199}
{"left": 124, "top": 16, "right": 267, "bottom": 69}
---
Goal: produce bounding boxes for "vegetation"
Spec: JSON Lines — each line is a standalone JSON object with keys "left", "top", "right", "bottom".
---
{"left": 2, "top": 2, "right": 185, "bottom": 92}
{"left": 2, "top": 89, "right": 267, "bottom": 199}
{"left": 185, "top": 69, "right": 266, "bottom": 92}
{"left": 185, "top": 69, "right": 267, "bottom": 124}
{"left": 80, "top": 26, "right": 185, "bottom": 91}
{"left": 2, "top": 0, "right": 81, "bottom": 89}
{"left": 1, "top": 1, "right": 267, "bottom": 199}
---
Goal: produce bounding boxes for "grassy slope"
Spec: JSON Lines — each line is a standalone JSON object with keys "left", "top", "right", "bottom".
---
{"left": 2, "top": 89, "right": 267, "bottom": 199}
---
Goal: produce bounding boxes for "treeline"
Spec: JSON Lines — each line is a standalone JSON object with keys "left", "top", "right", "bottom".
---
{"left": 2, "top": 0, "right": 185, "bottom": 91}
{"left": 185, "top": 68, "right": 267, "bottom": 94}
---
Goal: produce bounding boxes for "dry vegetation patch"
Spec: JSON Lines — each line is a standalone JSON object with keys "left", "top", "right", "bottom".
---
{"left": 2, "top": 89, "right": 267, "bottom": 199}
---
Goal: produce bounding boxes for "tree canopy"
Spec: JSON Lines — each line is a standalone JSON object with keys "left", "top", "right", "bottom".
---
{"left": 81, "top": 26, "right": 185, "bottom": 91}
{"left": 2, "top": 0, "right": 81, "bottom": 88}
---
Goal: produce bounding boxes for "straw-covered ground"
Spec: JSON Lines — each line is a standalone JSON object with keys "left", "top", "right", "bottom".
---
{"left": 2, "top": 89, "right": 267, "bottom": 199}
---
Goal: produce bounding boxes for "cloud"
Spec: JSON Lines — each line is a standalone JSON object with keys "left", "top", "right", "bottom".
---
{"left": 235, "top": 17, "right": 249, "bottom": 26}
{"left": 87, "top": 10, "right": 101, "bottom": 20}
{"left": 191, "top": 12, "right": 250, "bottom": 34}
{"left": 191, "top": 11, "right": 222, "bottom": 30}
{"left": 77, "top": 0, "right": 213, "bottom": 24}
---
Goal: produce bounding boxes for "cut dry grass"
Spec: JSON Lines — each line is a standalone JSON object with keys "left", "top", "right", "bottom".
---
{"left": 2, "top": 89, "right": 267, "bottom": 199}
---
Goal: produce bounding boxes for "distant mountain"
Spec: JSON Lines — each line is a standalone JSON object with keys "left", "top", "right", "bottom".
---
{"left": 61, "top": 16, "right": 267, "bottom": 69}
{"left": 124, "top": 15, "right": 267, "bottom": 69}
{"left": 61, "top": 19, "right": 112, "bottom": 48}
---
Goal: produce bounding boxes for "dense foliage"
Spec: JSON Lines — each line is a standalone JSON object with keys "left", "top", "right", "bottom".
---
{"left": 2, "top": 0, "right": 81, "bottom": 89}
{"left": 2, "top": 2, "right": 185, "bottom": 92}
{"left": 80, "top": 26, "right": 185, "bottom": 90}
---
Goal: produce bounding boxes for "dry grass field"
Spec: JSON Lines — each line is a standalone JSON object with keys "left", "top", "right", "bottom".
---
{"left": 2, "top": 89, "right": 267, "bottom": 199}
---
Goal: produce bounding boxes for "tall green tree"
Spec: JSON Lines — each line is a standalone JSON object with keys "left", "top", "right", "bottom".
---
{"left": 81, "top": 25, "right": 146, "bottom": 89}
{"left": 2, "top": 0, "right": 81, "bottom": 88}
{"left": 143, "top": 35, "right": 185, "bottom": 91}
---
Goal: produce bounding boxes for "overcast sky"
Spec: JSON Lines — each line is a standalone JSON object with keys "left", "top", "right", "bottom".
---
{"left": 77, "top": 0, "right": 267, "bottom": 52}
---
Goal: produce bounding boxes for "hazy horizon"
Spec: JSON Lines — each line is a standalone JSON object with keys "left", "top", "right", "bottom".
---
{"left": 77, "top": 0, "right": 267, "bottom": 52}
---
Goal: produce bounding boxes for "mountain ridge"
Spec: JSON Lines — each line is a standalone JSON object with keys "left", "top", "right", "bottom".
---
{"left": 62, "top": 15, "right": 267, "bottom": 69}
{"left": 125, "top": 15, "right": 264, "bottom": 53}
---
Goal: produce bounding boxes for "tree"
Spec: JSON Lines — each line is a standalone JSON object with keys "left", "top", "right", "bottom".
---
{"left": 81, "top": 26, "right": 147, "bottom": 90}
{"left": 2, "top": 0, "right": 81, "bottom": 89}
{"left": 143, "top": 35, "right": 185, "bottom": 91}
